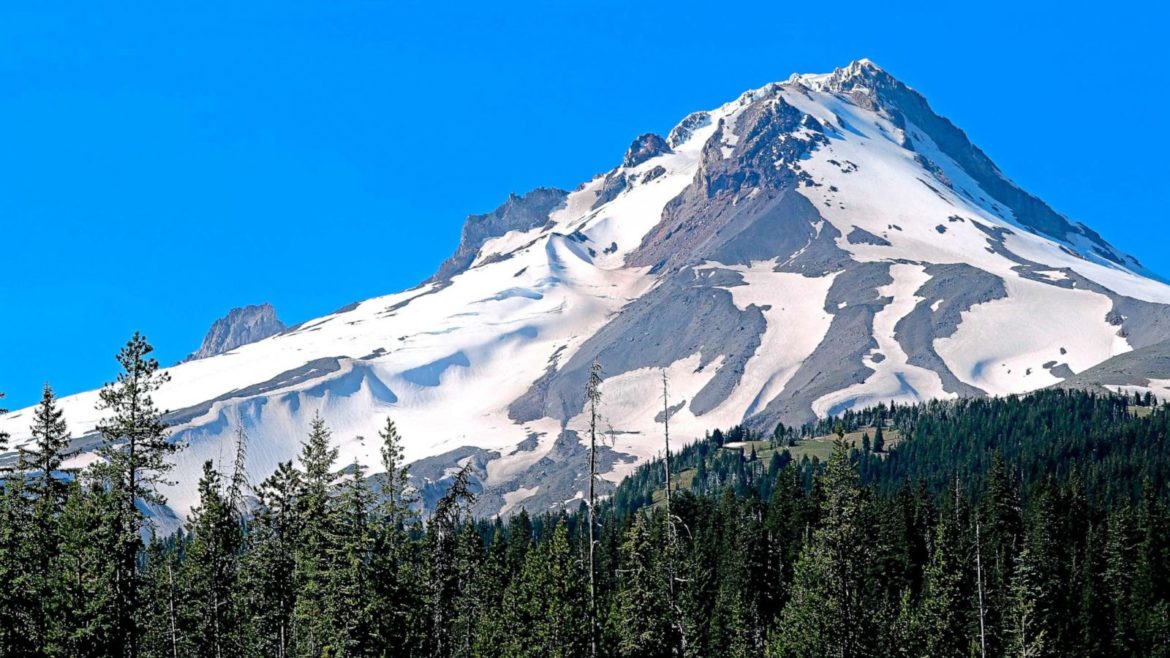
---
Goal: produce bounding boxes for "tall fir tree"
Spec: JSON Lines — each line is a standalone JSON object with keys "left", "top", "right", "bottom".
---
{"left": 771, "top": 441, "right": 872, "bottom": 658}
{"left": 240, "top": 461, "right": 301, "bottom": 658}
{"left": 93, "top": 332, "right": 177, "bottom": 658}
{"left": 183, "top": 461, "right": 243, "bottom": 658}
{"left": 615, "top": 512, "right": 674, "bottom": 658}
{"left": 19, "top": 383, "right": 72, "bottom": 502}
{"left": 371, "top": 416, "right": 424, "bottom": 654}
{"left": 329, "top": 460, "right": 377, "bottom": 657}
{"left": 290, "top": 412, "right": 340, "bottom": 656}
{"left": 427, "top": 463, "right": 476, "bottom": 658}
{"left": 17, "top": 384, "right": 73, "bottom": 655}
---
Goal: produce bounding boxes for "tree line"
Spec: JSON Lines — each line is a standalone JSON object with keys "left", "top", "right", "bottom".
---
{"left": 1, "top": 334, "right": 1169, "bottom": 657}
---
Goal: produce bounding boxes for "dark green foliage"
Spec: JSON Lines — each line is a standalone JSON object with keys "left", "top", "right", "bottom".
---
{"left": 94, "top": 332, "right": 178, "bottom": 658}
{"left": 4, "top": 365, "right": 1170, "bottom": 658}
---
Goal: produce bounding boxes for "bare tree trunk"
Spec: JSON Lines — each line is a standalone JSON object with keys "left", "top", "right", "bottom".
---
{"left": 586, "top": 358, "right": 602, "bottom": 658}
{"left": 661, "top": 370, "right": 686, "bottom": 655}
{"left": 168, "top": 563, "right": 178, "bottom": 658}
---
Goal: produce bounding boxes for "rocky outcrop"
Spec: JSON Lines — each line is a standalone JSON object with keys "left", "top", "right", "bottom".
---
{"left": 430, "top": 187, "right": 569, "bottom": 283}
{"left": 622, "top": 133, "right": 672, "bottom": 168}
{"left": 185, "top": 303, "right": 285, "bottom": 361}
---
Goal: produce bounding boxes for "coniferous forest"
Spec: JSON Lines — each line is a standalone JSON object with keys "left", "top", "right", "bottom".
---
{"left": 2, "top": 334, "right": 1170, "bottom": 657}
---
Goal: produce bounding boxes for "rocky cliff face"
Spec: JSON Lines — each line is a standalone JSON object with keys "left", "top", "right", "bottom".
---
{"left": 186, "top": 303, "right": 286, "bottom": 361}
{"left": 429, "top": 187, "right": 569, "bottom": 283}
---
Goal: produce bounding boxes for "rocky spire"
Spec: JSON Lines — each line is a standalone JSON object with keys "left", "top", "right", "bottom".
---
{"left": 185, "top": 303, "right": 286, "bottom": 361}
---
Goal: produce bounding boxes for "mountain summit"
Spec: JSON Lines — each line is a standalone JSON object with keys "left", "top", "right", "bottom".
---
{"left": 6, "top": 60, "right": 1170, "bottom": 523}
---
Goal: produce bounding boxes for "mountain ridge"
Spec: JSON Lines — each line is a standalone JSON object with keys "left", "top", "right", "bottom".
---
{"left": 4, "top": 59, "right": 1169, "bottom": 525}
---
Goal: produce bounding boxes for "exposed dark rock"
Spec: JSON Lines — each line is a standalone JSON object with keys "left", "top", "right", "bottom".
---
{"left": 623, "top": 133, "right": 672, "bottom": 168}
{"left": 847, "top": 227, "right": 892, "bottom": 246}
{"left": 186, "top": 303, "right": 286, "bottom": 361}
{"left": 642, "top": 165, "right": 667, "bottom": 183}
{"left": 591, "top": 172, "right": 629, "bottom": 209}
{"left": 509, "top": 267, "right": 767, "bottom": 425}
{"left": 893, "top": 263, "right": 1007, "bottom": 396}
{"left": 1055, "top": 339, "right": 1170, "bottom": 394}
{"left": 430, "top": 187, "right": 568, "bottom": 283}
{"left": 667, "top": 112, "right": 710, "bottom": 148}
{"left": 751, "top": 262, "right": 895, "bottom": 428}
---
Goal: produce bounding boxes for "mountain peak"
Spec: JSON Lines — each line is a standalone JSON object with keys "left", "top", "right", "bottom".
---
{"left": 185, "top": 303, "right": 285, "bottom": 361}
{"left": 786, "top": 58, "right": 895, "bottom": 96}
{"left": 623, "top": 133, "right": 672, "bottom": 168}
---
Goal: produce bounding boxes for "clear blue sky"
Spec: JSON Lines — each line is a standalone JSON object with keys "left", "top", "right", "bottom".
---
{"left": 2, "top": 1, "right": 1167, "bottom": 408}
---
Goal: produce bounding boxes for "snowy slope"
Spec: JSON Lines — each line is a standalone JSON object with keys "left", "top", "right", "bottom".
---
{"left": 4, "top": 59, "right": 1169, "bottom": 522}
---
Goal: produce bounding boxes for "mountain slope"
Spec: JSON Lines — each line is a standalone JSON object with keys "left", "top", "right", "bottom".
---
{"left": 4, "top": 59, "right": 1169, "bottom": 523}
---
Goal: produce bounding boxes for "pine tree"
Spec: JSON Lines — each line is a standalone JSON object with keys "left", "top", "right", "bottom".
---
{"left": 428, "top": 463, "right": 476, "bottom": 658}
{"left": 183, "top": 461, "right": 243, "bottom": 658}
{"left": 503, "top": 521, "right": 588, "bottom": 658}
{"left": 19, "top": 383, "right": 72, "bottom": 503}
{"left": 240, "top": 461, "right": 300, "bottom": 658}
{"left": 377, "top": 416, "right": 415, "bottom": 529}
{"left": 919, "top": 511, "right": 972, "bottom": 658}
{"left": 615, "top": 513, "right": 673, "bottom": 658}
{"left": 872, "top": 424, "right": 885, "bottom": 453}
{"left": 140, "top": 533, "right": 189, "bottom": 658}
{"left": 291, "top": 412, "right": 340, "bottom": 656}
{"left": 329, "top": 460, "right": 377, "bottom": 657}
{"left": 93, "top": 332, "right": 177, "bottom": 658}
{"left": 0, "top": 476, "right": 36, "bottom": 656}
{"left": 1006, "top": 546, "right": 1047, "bottom": 658}
{"left": 771, "top": 442, "right": 871, "bottom": 658}
{"left": 16, "top": 384, "right": 72, "bottom": 654}
{"left": 57, "top": 475, "right": 122, "bottom": 658}
{"left": 371, "top": 416, "right": 423, "bottom": 654}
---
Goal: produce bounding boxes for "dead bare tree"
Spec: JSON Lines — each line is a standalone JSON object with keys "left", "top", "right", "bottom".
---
{"left": 585, "top": 358, "right": 603, "bottom": 658}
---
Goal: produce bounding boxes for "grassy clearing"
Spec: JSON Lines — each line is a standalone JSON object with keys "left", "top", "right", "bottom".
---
{"left": 723, "top": 428, "right": 903, "bottom": 464}
{"left": 649, "top": 427, "right": 902, "bottom": 505}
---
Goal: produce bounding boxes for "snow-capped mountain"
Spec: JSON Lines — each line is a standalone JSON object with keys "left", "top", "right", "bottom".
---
{"left": 5, "top": 59, "right": 1170, "bottom": 522}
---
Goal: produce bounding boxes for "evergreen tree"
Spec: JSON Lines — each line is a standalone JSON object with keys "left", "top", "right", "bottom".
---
{"left": 371, "top": 416, "right": 424, "bottom": 654}
{"left": 291, "top": 413, "right": 340, "bottom": 656}
{"left": 329, "top": 460, "right": 377, "bottom": 657}
{"left": 503, "top": 521, "right": 588, "bottom": 658}
{"left": 93, "top": 332, "right": 177, "bottom": 658}
{"left": 240, "top": 461, "right": 300, "bottom": 658}
{"left": 1006, "top": 546, "right": 1047, "bottom": 658}
{"left": 19, "top": 383, "right": 72, "bottom": 502}
{"left": 614, "top": 513, "right": 673, "bottom": 658}
{"left": 183, "top": 461, "right": 243, "bottom": 658}
{"left": 771, "top": 442, "right": 871, "bottom": 658}
{"left": 428, "top": 463, "right": 476, "bottom": 657}
{"left": 16, "top": 384, "right": 72, "bottom": 654}
{"left": 0, "top": 476, "right": 36, "bottom": 656}
{"left": 919, "top": 511, "right": 972, "bottom": 658}
{"left": 57, "top": 476, "right": 122, "bottom": 658}
{"left": 140, "top": 533, "right": 189, "bottom": 658}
